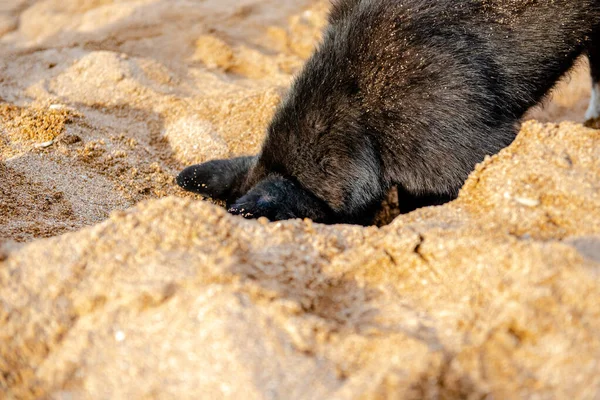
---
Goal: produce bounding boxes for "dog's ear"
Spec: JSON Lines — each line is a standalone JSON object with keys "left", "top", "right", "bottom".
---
{"left": 176, "top": 156, "right": 256, "bottom": 202}
{"left": 228, "top": 175, "right": 333, "bottom": 223}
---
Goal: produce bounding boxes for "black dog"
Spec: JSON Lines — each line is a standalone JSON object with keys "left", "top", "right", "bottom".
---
{"left": 178, "top": 0, "right": 600, "bottom": 225}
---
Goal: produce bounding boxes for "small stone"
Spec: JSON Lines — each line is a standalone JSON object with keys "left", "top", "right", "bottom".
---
{"left": 514, "top": 197, "right": 540, "bottom": 207}
{"left": 35, "top": 140, "right": 55, "bottom": 148}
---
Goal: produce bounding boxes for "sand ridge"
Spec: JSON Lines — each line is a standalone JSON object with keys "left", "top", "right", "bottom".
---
{"left": 2, "top": 121, "right": 600, "bottom": 399}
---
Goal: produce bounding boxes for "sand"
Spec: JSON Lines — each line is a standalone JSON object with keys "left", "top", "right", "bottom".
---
{"left": 0, "top": 0, "right": 328, "bottom": 242}
{"left": 1, "top": 1, "right": 599, "bottom": 399}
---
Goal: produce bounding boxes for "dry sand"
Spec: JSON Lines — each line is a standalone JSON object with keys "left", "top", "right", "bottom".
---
{"left": 1, "top": 1, "right": 600, "bottom": 399}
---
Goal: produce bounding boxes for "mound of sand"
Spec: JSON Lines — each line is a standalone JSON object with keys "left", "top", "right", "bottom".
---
{"left": 1, "top": 1, "right": 600, "bottom": 399}
{"left": 2, "top": 121, "right": 600, "bottom": 399}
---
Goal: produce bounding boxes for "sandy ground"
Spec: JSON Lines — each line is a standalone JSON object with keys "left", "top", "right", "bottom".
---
{"left": 0, "top": 0, "right": 328, "bottom": 242}
{"left": 1, "top": 1, "right": 600, "bottom": 399}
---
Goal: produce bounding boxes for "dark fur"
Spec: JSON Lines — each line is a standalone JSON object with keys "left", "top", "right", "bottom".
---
{"left": 177, "top": 0, "right": 600, "bottom": 225}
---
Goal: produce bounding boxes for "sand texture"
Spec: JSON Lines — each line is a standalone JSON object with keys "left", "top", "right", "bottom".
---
{"left": 1, "top": 1, "right": 600, "bottom": 399}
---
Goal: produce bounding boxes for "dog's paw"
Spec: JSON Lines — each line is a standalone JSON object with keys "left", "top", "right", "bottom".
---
{"left": 176, "top": 161, "right": 228, "bottom": 197}
{"left": 228, "top": 189, "right": 297, "bottom": 221}
{"left": 227, "top": 175, "right": 332, "bottom": 222}
{"left": 176, "top": 156, "right": 254, "bottom": 200}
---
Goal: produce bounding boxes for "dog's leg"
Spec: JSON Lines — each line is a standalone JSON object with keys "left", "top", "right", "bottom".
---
{"left": 176, "top": 156, "right": 256, "bottom": 204}
{"left": 585, "top": 32, "right": 600, "bottom": 120}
